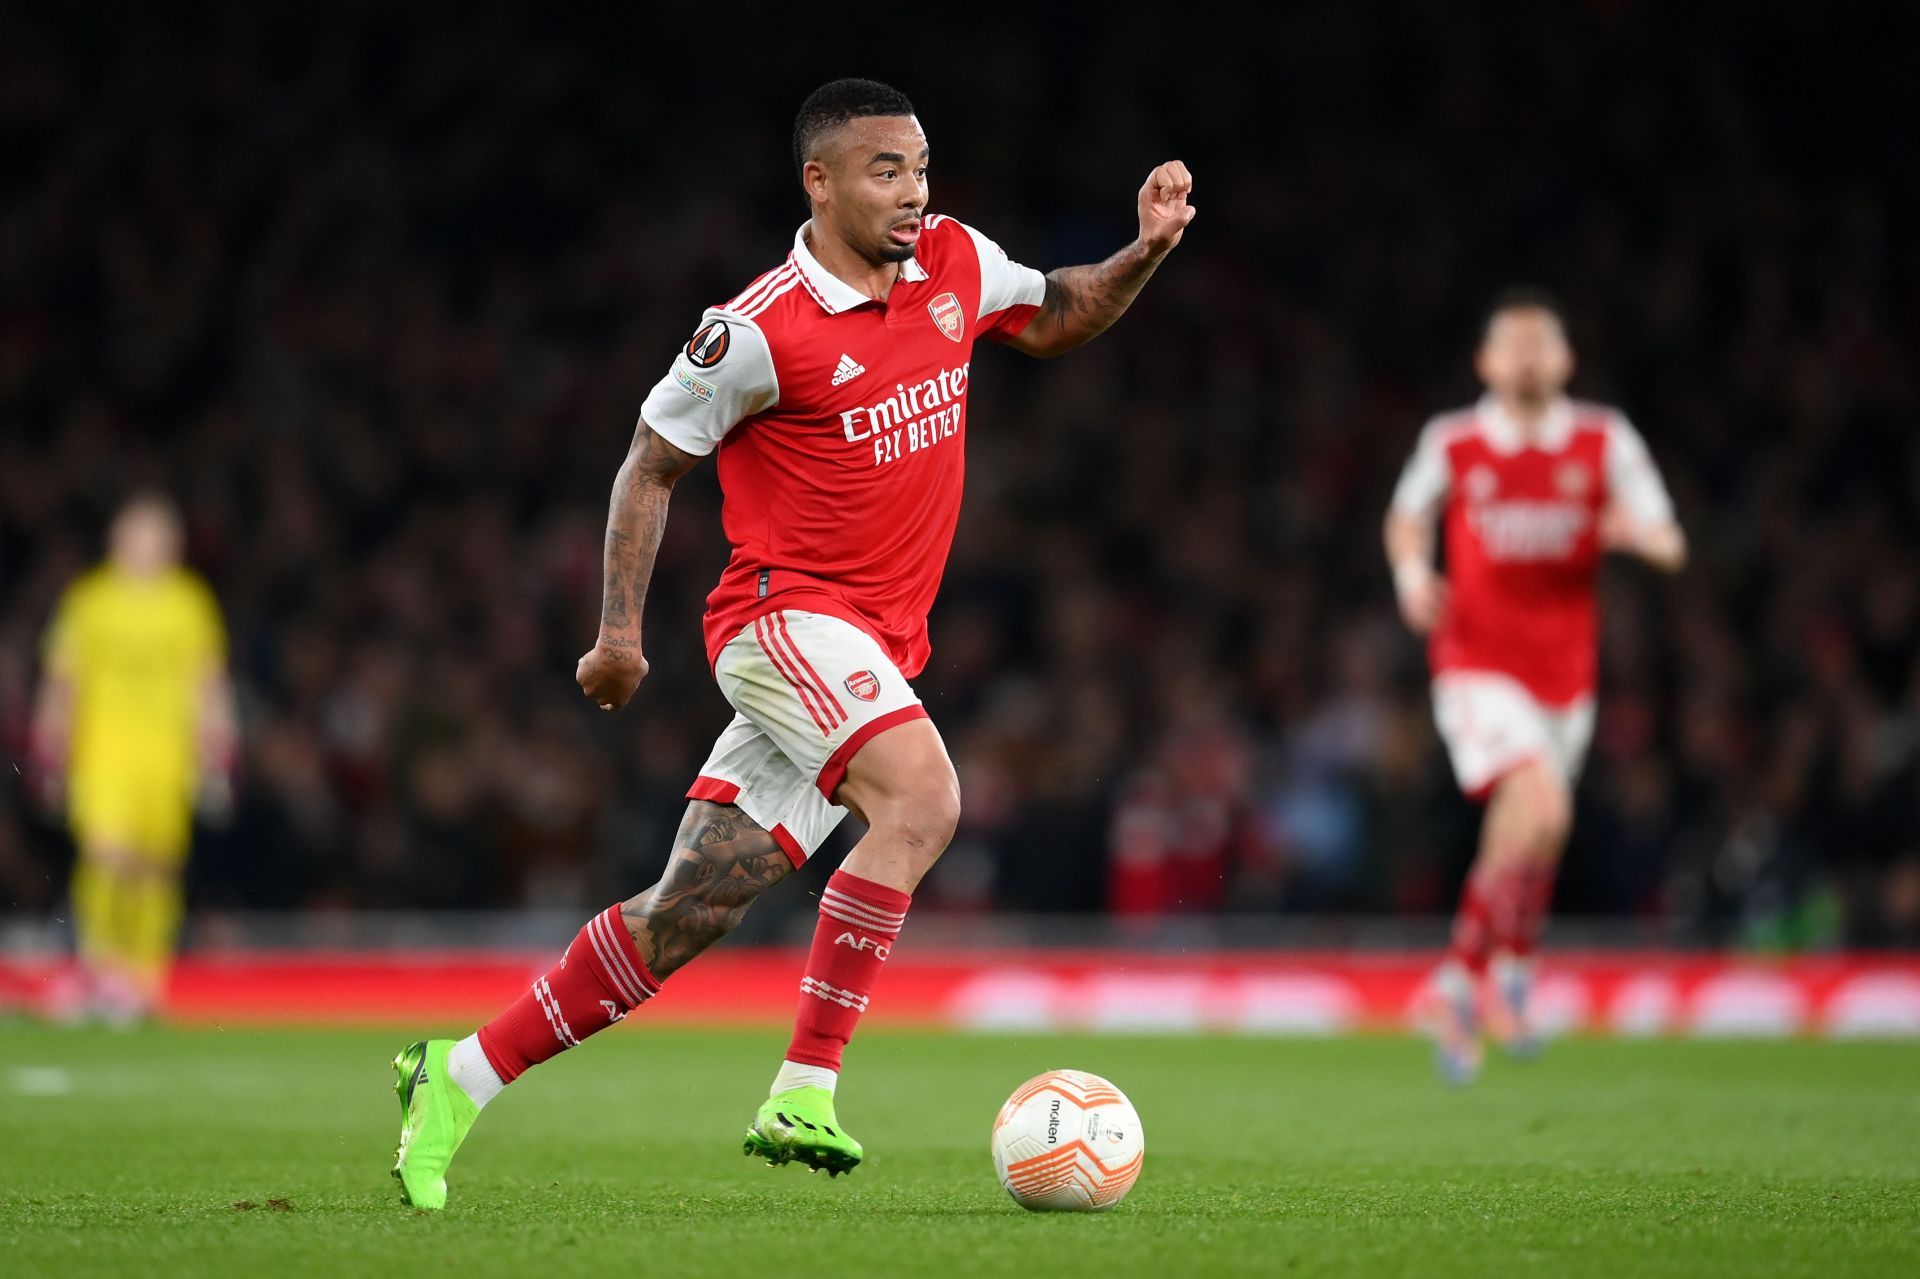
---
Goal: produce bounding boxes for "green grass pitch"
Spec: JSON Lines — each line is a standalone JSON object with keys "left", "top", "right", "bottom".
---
{"left": 2, "top": 1025, "right": 1916, "bottom": 1277}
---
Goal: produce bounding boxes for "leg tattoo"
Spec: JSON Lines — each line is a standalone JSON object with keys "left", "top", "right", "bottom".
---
{"left": 621, "top": 801, "right": 792, "bottom": 980}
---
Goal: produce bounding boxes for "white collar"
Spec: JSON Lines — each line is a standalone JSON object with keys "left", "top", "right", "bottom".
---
{"left": 1478, "top": 394, "right": 1574, "bottom": 454}
{"left": 791, "top": 221, "right": 929, "bottom": 314}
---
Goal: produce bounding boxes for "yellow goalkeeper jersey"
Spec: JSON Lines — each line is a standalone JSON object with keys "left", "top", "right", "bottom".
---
{"left": 45, "top": 565, "right": 226, "bottom": 851}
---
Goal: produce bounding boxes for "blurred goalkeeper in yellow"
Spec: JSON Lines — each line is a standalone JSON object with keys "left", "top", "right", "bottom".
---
{"left": 31, "top": 494, "right": 236, "bottom": 1024}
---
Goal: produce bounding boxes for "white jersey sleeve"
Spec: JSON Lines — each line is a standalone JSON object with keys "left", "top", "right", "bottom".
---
{"left": 1390, "top": 417, "right": 1455, "bottom": 520}
{"left": 639, "top": 309, "right": 779, "bottom": 457}
{"left": 956, "top": 220, "right": 1046, "bottom": 322}
{"left": 1603, "top": 414, "right": 1676, "bottom": 527}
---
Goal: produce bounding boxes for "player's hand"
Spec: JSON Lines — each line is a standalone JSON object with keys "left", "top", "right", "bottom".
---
{"left": 1395, "top": 567, "right": 1448, "bottom": 635}
{"left": 576, "top": 637, "right": 649, "bottom": 711}
{"left": 1599, "top": 507, "right": 1687, "bottom": 573}
{"left": 1137, "top": 161, "right": 1195, "bottom": 256}
{"left": 1597, "top": 505, "right": 1640, "bottom": 553}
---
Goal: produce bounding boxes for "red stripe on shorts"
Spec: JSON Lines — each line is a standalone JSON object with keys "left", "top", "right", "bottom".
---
{"left": 686, "top": 775, "right": 742, "bottom": 804}
{"left": 816, "top": 704, "right": 931, "bottom": 801}
{"left": 769, "top": 823, "right": 807, "bottom": 869}
{"left": 774, "top": 612, "right": 847, "bottom": 725}
{"left": 756, "top": 615, "right": 840, "bottom": 735}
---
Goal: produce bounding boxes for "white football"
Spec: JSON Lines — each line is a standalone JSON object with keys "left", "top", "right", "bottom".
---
{"left": 991, "top": 1069, "right": 1144, "bottom": 1212}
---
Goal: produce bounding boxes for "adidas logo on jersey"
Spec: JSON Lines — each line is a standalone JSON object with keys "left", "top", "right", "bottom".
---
{"left": 831, "top": 353, "right": 867, "bottom": 386}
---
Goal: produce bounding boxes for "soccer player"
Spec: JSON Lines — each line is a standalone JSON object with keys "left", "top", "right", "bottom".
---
{"left": 390, "top": 78, "right": 1194, "bottom": 1208}
{"left": 1384, "top": 290, "right": 1685, "bottom": 1084}
{"left": 32, "top": 494, "right": 236, "bottom": 1025}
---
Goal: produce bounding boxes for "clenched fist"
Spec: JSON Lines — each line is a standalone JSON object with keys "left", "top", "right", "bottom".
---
{"left": 576, "top": 638, "right": 649, "bottom": 711}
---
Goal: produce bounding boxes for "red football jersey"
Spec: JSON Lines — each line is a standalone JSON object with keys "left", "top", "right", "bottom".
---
{"left": 1391, "top": 397, "right": 1675, "bottom": 705}
{"left": 640, "top": 216, "right": 1045, "bottom": 678}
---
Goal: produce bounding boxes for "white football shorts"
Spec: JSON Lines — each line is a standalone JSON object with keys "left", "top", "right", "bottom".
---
{"left": 1431, "top": 670, "right": 1595, "bottom": 800}
{"left": 688, "top": 609, "right": 928, "bottom": 866}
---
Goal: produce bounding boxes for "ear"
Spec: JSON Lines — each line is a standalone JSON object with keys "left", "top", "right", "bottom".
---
{"left": 802, "top": 158, "right": 832, "bottom": 206}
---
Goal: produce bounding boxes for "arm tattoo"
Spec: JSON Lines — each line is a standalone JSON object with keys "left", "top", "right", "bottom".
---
{"left": 598, "top": 426, "right": 695, "bottom": 641}
{"left": 619, "top": 800, "right": 792, "bottom": 979}
{"left": 601, "top": 529, "right": 636, "bottom": 631}
{"left": 1028, "top": 239, "right": 1163, "bottom": 355}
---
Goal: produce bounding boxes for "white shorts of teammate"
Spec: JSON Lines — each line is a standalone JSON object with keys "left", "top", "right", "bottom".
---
{"left": 1431, "top": 670, "right": 1595, "bottom": 800}
{"left": 688, "top": 610, "right": 929, "bottom": 866}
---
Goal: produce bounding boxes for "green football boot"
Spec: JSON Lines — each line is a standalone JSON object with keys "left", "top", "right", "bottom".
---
{"left": 390, "top": 1039, "right": 480, "bottom": 1210}
{"left": 743, "top": 1086, "right": 863, "bottom": 1176}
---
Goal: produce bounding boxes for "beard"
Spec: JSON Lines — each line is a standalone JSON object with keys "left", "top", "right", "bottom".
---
{"left": 1510, "top": 375, "right": 1554, "bottom": 404}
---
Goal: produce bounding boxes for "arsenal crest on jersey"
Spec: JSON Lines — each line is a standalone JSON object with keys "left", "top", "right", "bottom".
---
{"left": 1556, "top": 461, "right": 1593, "bottom": 498}
{"left": 928, "top": 292, "right": 965, "bottom": 343}
{"left": 844, "top": 670, "right": 881, "bottom": 702}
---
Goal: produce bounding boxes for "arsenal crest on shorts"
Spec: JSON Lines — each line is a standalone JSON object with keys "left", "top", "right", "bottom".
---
{"left": 928, "top": 292, "right": 964, "bottom": 343}
{"left": 844, "top": 670, "right": 881, "bottom": 702}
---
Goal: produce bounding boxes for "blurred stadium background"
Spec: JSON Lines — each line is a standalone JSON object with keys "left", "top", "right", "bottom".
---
{"left": 2, "top": 2, "right": 1917, "bottom": 1038}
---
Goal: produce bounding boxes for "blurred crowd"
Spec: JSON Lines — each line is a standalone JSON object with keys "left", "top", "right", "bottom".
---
{"left": 2, "top": 5, "right": 1916, "bottom": 946}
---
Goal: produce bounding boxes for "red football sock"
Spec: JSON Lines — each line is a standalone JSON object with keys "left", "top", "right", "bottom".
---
{"left": 477, "top": 905, "right": 660, "bottom": 1083}
{"left": 1504, "top": 863, "right": 1557, "bottom": 959}
{"left": 1483, "top": 864, "right": 1530, "bottom": 951}
{"left": 785, "top": 870, "right": 911, "bottom": 1071}
{"left": 1445, "top": 877, "right": 1496, "bottom": 978}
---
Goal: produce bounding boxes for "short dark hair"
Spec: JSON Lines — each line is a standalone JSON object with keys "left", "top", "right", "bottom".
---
{"left": 792, "top": 78, "right": 916, "bottom": 178}
{"left": 1484, "top": 285, "right": 1568, "bottom": 339}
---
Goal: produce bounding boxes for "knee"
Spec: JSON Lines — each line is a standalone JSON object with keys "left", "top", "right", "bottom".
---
{"left": 1529, "top": 773, "right": 1573, "bottom": 853}
{"left": 868, "top": 767, "right": 962, "bottom": 853}
{"left": 629, "top": 805, "right": 796, "bottom": 978}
